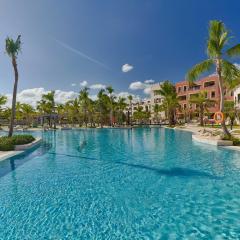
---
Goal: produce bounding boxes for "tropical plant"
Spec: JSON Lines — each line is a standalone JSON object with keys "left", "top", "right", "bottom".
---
{"left": 127, "top": 95, "right": 133, "bottom": 125}
{"left": 37, "top": 91, "right": 56, "bottom": 128}
{"left": 189, "top": 91, "right": 215, "bottom": 126}
{"left": 133, "top": 106, "right": 150, "bottom": 124}
{"left": 224, "top": 101, "right": 237, "bottom": 130}
{"left": 156, "top": 81, "right": 179, "bottom": 126}
{"left": 6, "top": 35, "right": 22, "bottom": 137}
{"left": 79, "top": 87, "right": 90, "bottom": 127}
{"left": 106, "top": 86, "right": 115, "bottom": 126}
{"left": 186, "top": 20, "right": 240, "bottom": 136}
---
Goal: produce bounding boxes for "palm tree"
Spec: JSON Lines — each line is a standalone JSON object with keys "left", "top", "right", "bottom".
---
{"left": 116, "top": 97, "right": 127, "bottom": 125}
{"left": 21, "top": 103, "right": 35, "bottom": 126}
{"left": 224, "top": 101, "right": 237, "bottom": 130}
{"left": 127, "top": 95, "right": 133, "bottom": 125}
{"left": 106, "top": 86, "right": 115, "bottom": 126}
{"left": 79, "top": 87, "right": 90, "bottom": 127}
{"left": 189, "top": 91, "right": 215, "bottom": 126}
{"left": 153, "top": 104, "right": 161, "bottom": 123}
{"left": 97, "top": 89, "right": 107, "bottom": 127}
{"left": 0, "top": 95, "right": 7, "bottom": 112}
{"left": 37, "top": 91, "right": 56, "bottom": 128}
{"left": 156, "top": 81, "right": 179, "bottom": 126}
{"left": 186, "top": 20, "right": 240, "bottom": 136}
{"left": 6, "top": 35, "right": 22, "bottom": 137}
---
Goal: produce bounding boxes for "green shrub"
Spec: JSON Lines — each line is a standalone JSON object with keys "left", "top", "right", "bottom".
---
{"left": 0, "top": 137, "right": 14, "bottom": 151}
{"left": 11, "top": 135, "right": 35, "bottom": 145}
{"left": 0, "top": 135, "right": 35, "bottom": 151}
{"left": 221, "top": 134, "right": 240, "bottom": 146}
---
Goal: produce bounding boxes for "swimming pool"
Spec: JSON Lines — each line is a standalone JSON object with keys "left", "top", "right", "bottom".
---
{"left": 0, "top": 128, "right": 240, "bottom": 239}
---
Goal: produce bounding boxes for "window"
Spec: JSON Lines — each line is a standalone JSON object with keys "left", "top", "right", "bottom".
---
{"left": 178, "top": 95, "right": 187, "bottom": 101}
{"left": 211, "top": 91, "right": 215, "bottom": 98}
{"left": 205, "top": 92, "right": 208, "bottom": 98}
{"left": 183, "top": 104, "right": 187, "bottom": 110}
{"left": 204, "top": 81, "right": 215, "bottom": 87}
{"left": 238, "top": 94, "right": 240, "bottom": 103}
{"left": 178, "top": 87, "right": 181, "bottom": 93}
{"left": 183, "top": 86, "right": 187, "bottom": 92}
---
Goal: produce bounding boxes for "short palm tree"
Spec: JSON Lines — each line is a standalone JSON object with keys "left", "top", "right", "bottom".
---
{"left": 6, "top": 35, "right": 22, "bottom": 137}
{"left": 106, "top": 86, "right": 115, "bottom": 126}
{"left": 189, "top": 91, "right": 215, "bottom": 126}
{"left": 186, "top": 20, "right": 240, "bottom": 136}
{"left": 0, "top": 95, "right": 7, "bottom": 112}
{"left": 79, "top": 87, "right": 90, "bottom": 127}
{"left": 127, "top": 95, "right": 133, "bottom": 125}
{"left": 156, "top": 81, "right": 179, "bottom": 126}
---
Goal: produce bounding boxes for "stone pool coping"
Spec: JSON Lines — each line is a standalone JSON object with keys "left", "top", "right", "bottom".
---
{"left": 163, "top": 126, "right": 240, "bottom": 152}
{"left": 0, "top": 138, "right": 42, "bottom": 162}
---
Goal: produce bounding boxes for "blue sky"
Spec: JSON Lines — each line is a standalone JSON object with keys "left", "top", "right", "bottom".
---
{"left": 1, "top": 0, "right": 240, "bottom": 102}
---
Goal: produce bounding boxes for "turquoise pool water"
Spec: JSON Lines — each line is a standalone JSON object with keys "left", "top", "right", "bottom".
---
{"left": 0, "top": 128, "right": 240, "bottom": 239}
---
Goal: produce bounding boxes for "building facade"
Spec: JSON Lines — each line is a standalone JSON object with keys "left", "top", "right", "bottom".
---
{"left": 176, "top": 75, "right": 234, "bottom": 119}
{"left": 234, "top": 86, "right": 240, "bottom": 109}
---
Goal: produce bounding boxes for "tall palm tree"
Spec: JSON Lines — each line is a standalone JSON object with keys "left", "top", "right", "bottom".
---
{"left": 106, "top": 86, "right": 115, "bottom": 126}
{"left": 186, "top": 20, "right": 240, "bottom": 136}
{"left": 156, "top": 81, "right": 179, "bottom": 126}
{"left": 6, "top": 35, "right": 22, "bottom": 137}
{"left": 189, "top": 91, "right": 215, "bottom": 126}
{"left": 116, "top": 97, "right": 127, "bottom": 125}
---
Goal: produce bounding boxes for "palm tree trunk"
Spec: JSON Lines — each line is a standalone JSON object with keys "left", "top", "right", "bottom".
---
{"left": 200, "top": 105, "right": 204, "bottom": 126}
{"left": 8, "top": 57, "right": 18, "bottom": 137}
{"left": 216, "top": 60, "right": 231, "bottom": 137}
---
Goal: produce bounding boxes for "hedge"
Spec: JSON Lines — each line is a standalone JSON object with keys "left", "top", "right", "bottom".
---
{"left": 0, "top": 135, "right": 35, "bottom": 151}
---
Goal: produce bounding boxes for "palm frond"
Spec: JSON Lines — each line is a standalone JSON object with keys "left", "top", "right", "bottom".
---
{"left": 186, "top": 59, "right": 214, "bottom": 83}
{"left": 226, "top": 44, "right": 240, "bottom": 57}
{"left": 222, "top": 60, "right": 240, "bottom": 89}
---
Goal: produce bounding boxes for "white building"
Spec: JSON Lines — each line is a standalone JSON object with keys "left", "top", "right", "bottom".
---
{"left": 234, "top": 86, "right": 240, "bottom": 109}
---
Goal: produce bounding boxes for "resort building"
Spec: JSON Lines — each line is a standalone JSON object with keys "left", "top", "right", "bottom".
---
{"left": 176, "top": 74, "right": 234, "bottom": 119}
{"left": 234, "top": 86, "right": 240, "bottom": 109}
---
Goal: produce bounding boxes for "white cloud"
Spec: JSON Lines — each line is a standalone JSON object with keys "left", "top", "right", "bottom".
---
{"left": 80, "top": 80, "right": 88, "bottom": 87}
{"left": 143, "top": 87, "right": 152, "bottom": 95}
{"left": 90, "top": 84, "right": 106, "bottom": 89}
{"left": 4, "top": 88, "right": 78, "bottom": 107}
{"left": 234, "top": 63, "right": 240, "bottom": 69}
{"left": 129, "top": 81, "right": 146, "bottom": 90}
{"left": 71, "top": 83, "right": 76, "bottom": 87}
{"left": 129, "top": 80, "right": 155, "bottom": 95}
{"left": 122, "top": 64, "right": 133, "bottom": 73}
{"left": 144, "top": 79, "right": 155, "bottom": 84}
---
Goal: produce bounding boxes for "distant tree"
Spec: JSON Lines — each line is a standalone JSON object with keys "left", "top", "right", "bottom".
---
{"left": 156, "top": 81, "right": 179, "bottom": 126}
{"left": 189, "top": 91, "right": 215, "bottom": 126}
{"left": 224, "top": 101, "right": 237, "bottom": 130}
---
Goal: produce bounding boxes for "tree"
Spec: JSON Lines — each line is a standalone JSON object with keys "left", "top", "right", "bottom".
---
{"left": 116, "top": 97, "right": 127, "bottom": 125}
{"left": 0, "top": 95, "right": 7, "bottom": 113}
{"left": 153, "top": 104, "right": 161, "bottom": 123}
{"left": 21, "top": 103, "right": 35, "bottom": 126}
{"left": 186, "top": 20, "right": 240, "bottom": 136}
{"left": 189, "top": 91, "right": 215, "bottom": 126}
{"left": 127, "top": 95, "right": 133, "bottom": 125}
{"left": 37, "top": 91, "right": 56, "bottom": 128}
{"left": 6, "top": 35, "right": 22, "bottom": 137}
{"left": 79, "top": 87, "right": 90, "bottom": 127}
{"left": 106, "top": 86, "right": 115, "bottom": 126}
{"left": 224, "top": 101, "right": 237, "bottom": 130}
{"left": 133, "top": 106, "right": 150, "bottom": 124}
{"left": 97, "top": 89, "right": 107, "bottom": 127}
{"left": 156, "top": 81, "right": 179, "bottom": 126}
